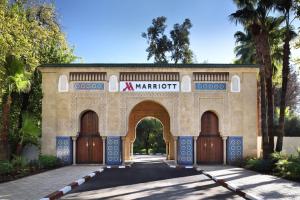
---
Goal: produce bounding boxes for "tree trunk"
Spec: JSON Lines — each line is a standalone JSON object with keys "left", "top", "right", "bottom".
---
{"left": 252, "top": 27, "right": 270, "bottom": 159}
{"left": 260, "top": 30, "right": 275, "bottom": 154}
{"left": 0, "top": 95, "right": 12, "bottom": 160}
{"left": 276, "top": 30, "right": 291, "bottom": 152}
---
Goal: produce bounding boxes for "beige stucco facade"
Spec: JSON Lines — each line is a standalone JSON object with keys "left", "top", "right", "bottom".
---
{"left": 39, "top": 63, "right": 259, "bottom": 165}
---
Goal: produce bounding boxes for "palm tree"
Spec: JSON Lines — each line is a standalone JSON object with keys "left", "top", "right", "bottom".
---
{"left": 230, "top": 0, "right": 276, "bottom": 158}
{"left": 274, "top": 0, "right": 298, "bottom": 152}
{"left": 0, "top": 55, "right": 31, "bottom": 160}
{"left": 234, "top": 30, "right": 256, "bottom": 64}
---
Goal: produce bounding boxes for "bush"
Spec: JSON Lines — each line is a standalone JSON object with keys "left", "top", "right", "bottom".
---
{"left": 274, "top": 150, "right": 300, "bottom": 181}
{"left": 11, "top": 156, "right": 28, "bottom": 174}
{"left": 0, "top": 160, "right": 13, "bottom": 175}
{"left": 39, "top": 155, "right": 60, "bottom": 169}
{"left": 244, "top": 158, "right": 275, "bottom": 173}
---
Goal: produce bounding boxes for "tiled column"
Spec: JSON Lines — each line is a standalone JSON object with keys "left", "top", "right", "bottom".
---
{"left": 222, "top": 136, "right": 228, "bottom": 165}
{"left": 173, "top": 136, "right": 178, "bottom": 164}
{"left": 102, "top": 136, "right": 106, "bottom": 165}
{"left": 193, "top": 136, "right": 198, "bottom": 165}
{"left": 71, "top": 136, "right": 77, "bottom": 165}
{"left": 122, "top": 136, "right": 126, "bottom": 165}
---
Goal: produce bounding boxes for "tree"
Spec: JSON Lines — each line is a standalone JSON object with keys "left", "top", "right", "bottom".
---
{"left": 142, "top": 16, "right": 172, "bottom": 63}
{"left": 274, "top": 0, "right": 299, "bottom": 152}
{"left": 0, "top": 1, "right": 76, "bottom": 159}
{"left": 15, "top": 113, "right": 40, "bottom": 155}
{"left": 142, "top": 17, "right": 194, "bottom": 64}
{"left": 0, "top": 55, "right": 31, "bottom": 160}
{"left": 230, "top": 0, "right": 276, "bottom": 158}
{"left": 170, "top": 19, "right": 193, "bottom": 63}
{"left": 134, "top": 118, "right": 165, "bottom": 154}
{"left": 234, "top": 30, "right": 257, "bottom": 64}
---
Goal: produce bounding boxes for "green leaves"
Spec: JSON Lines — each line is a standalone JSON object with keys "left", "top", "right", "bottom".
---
{"left": 3, "top": 55, "right": 31, "bottom": 95}
{"left": 142, "top": 16, "right": 193, "bottom": 64}
{"left": 19, "top": 112, "right": 40, "bottom": 146}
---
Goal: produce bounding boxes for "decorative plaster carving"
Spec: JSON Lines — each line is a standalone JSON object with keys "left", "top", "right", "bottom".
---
{"left": 70, "top": 93, "right": 107, "bottom": 136}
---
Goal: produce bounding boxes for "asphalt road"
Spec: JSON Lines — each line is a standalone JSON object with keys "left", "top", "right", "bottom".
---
{"left": 61, "top": 158, "right": 244, "bottom": 200}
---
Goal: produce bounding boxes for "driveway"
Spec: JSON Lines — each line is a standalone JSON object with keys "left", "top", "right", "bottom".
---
{"left": 62, "top": 156, "right": 243, "bottom": 200}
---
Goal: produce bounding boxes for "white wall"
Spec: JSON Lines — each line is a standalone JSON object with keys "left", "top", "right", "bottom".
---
{"left": 257, "top": 136, "right": 300, "bottom": 157}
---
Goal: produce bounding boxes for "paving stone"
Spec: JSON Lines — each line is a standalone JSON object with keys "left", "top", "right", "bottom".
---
{"left": 197, "top": 165, "right": 300, "bottom": 200}
{"left": 0, "top": 165, "right": 102, "bottom": 200}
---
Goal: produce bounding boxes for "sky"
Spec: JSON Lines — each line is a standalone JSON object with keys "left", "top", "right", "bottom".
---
{"left": 53, "top": 0, "right": 253, "bottom": 63}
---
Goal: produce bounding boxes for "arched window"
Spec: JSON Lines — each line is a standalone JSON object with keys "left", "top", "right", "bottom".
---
{"left": 109, "top": 75, "right": 118, "bottom": 92}
{"left": 181, "top": 75, "right": 191, "bottom": 92}
{"left": 58, "top": 75, "right": 68, "bottom": 92}
{"left": 231, "top": 75, "right": 240, "bottom": 92}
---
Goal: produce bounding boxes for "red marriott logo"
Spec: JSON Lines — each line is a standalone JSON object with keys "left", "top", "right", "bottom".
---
{"left": 122, "top": 82, "right": 134, "bottom": 91}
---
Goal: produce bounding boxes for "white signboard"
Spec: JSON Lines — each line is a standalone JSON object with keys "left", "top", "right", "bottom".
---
{"left": 120, "top": 81, "right": 180, "bottom": 92}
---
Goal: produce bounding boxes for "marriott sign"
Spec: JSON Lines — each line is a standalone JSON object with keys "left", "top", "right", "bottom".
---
{"left": 120, "top": 81, "right": 180, "bottom": 92}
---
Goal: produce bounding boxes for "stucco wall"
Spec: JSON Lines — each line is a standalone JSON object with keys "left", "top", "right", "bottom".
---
{"left": 39, "top": 65, "right": 258, "bottom": 159}
{"left": 257, "top": 136, "right": 300, "bottom": 156}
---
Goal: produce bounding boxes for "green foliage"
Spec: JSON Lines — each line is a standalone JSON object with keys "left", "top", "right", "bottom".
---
{"left": 170, "top": 19, "right": 193, "bottom": 64}
{"left": 39, "top": 155, "right": 60, "bottom": 169}
{"left": 0, "top": 0, "right": 76, "bottom": 157}
{"left": 274, "top": 151, "right": 300, "bottom": 180}
{"left": 274, "top": 108, "right": 300, "bottom": 136}
{"left": 142, "top": 16, "right": 193, "bottom": 64}
{"left": 19, "top": 113, "right": 40, "bottom": 144}
{"left": 245, "top": 158, "right": 275, "bottom": 173}
{"left": 244, "top": 151, "right": 300, "bottom": 181}
{"left": 11, "top": 155, "right": 28, "bottom": 174}
{"left": 142, "top": 16, "right": 171, "bottom": 63}
{"left": 0, "top": 160, "right": 13, "bottom": 175}
{"left": 134, "top": 118, "right": 165, "bottom": 154}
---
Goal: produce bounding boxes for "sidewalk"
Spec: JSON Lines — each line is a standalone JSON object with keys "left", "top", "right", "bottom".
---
{"left": 0, "top": 165, "right": 103, "bottom": 200}
{"left": 196, "top": 165, "right": 300, "bottom": 200}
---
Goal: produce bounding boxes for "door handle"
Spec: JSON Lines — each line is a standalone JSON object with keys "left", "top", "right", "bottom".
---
{"left": 204, "top": 143, "right": 207, "bottom": 148}
{"left": 86, "top": 142, "right": 88, "bottom": 147}
{"left": 93, "top": 142, "right": 95, "bottom": 147}
{"left": 211, "top": 143, "right": 213, "bottom": 148}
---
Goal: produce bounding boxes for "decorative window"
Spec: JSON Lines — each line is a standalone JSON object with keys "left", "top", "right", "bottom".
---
{"left": 193, "top": 72, "right": 229, "bottom": 82}
{"left": 69, "top": 72, "right": 106, "bottom": 81}
{"left": 109, "top": 75, "right": 118, "bottom": 92}
{"left": 58, "top": 75, "right": 69, "bottom": 92}
{"left": 119, "top": 72, "right": 179, "bottom": 81}
{"left": 181, "top": 75, "right": 191, "bottom": 92}
{"left": 231, "top": 75, "right": 240, "bottom": 92}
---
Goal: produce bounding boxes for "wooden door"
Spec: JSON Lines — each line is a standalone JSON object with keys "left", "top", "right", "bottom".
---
{"left": 197, "top": 111, "right": 223, "bottom": 164}
{"left": 76, "top": 111, "right": 103, "bottom": 164}
{"left": 91, "top": 136, "right": 103, "bottom": 163}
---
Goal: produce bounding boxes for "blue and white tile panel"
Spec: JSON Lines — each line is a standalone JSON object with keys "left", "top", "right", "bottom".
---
{"left": 106, "top": 136, "right": 122, "bottom": 165}
{"left": 195, "top": 83, "right": 226, "bottom": 90}
{"left": 226, "top": 136, "right": 243, "bottom": 164}
{"left": 56, "top": 136, "right": 73, "bottom": 165}
{"left": 177, "top": 136, "right": 193, "bottom": 165}
{"left": 73, "top": 82, "right": 104, "bottom": 90}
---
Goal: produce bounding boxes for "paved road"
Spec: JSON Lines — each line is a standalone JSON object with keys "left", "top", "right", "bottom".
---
{"left": 62, "top": 158, "right": 244, "bottom": 200}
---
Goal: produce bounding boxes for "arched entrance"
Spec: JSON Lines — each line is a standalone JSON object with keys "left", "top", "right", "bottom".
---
{"left": 76, "top": 110, "right": 103, "bottom": 164}
{"left": 125, "top": 101, "right": 174, "bottom": 161}
{"left": 134, "top": 117, "right": 165, "bottom": 155}
{"left": 197, "top": 111, "right": 223, "bottom": 164}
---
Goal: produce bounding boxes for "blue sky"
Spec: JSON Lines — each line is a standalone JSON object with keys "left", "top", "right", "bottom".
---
{"left": 54, "top": 0, "right": 242, "bottom": 63}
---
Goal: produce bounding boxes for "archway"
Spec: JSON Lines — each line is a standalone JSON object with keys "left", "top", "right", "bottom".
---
{"left": 197, "top": 111, "right": 223, "bottom": 164}
{"left": 134, "top": 117, "right": 165, "bottom": 155}
{"left": 125, "top": 100, "right": 174, "bottom": 161}
{"left": 76, "top": 110, "right": 103, "bottom": 164}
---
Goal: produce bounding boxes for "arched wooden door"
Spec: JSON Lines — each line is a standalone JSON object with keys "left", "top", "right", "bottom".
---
{"left": 76, "top": 111, "right": 103, "bottom": 164}
{"left": 197, "top": 111, "right": 223, "bottom": 164}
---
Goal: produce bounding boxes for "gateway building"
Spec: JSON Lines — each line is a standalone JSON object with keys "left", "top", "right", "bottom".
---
{"left": 39, "top": 63, "right": 259, "bottom": 166}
